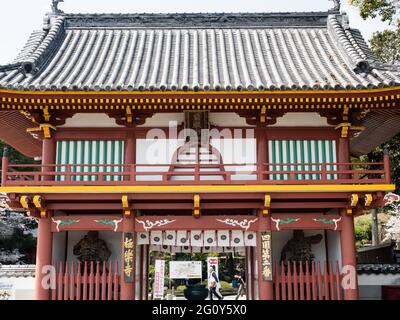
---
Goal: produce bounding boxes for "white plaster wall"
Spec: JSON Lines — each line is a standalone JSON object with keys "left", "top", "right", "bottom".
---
{"left": 327, "top": 230, "right": 342, "bottom": 268}
{"left": 60, "top": 113, "right": 124, "bottom": 128}
{"left": 52, "top": 232, "right": 67, "bottom": 264}
{"left": 0, "top": 277, "right": 35, "bottom": 300}
{"left": 138, "top": 112, "right": 252, "bottom": 128}
{"left": 271, "top": 112, "right": 332, "bottom": 127}
{"left": 358, "top": 274, "right": 400, "bottom": 286}
{"left": 210, "top": 113, "right": 252, "bottom": 127}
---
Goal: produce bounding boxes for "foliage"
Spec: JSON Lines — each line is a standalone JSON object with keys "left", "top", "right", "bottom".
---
{"left": 358, "top": 133, "right": 400, "bottom": 193}
{"left": 355, "top": 214, "right": 372, "bottom": 247}
{"left": 349, "top": 0, "right": 400, "bottom": 22}
{"left": 0, "top": 141, "right": 37, "bottom": 168}
{"left": 370, "top": 24, "right": 400, "bottom": 63}
{"left": 382, "top": 199, "right": 400, "bottom": 245}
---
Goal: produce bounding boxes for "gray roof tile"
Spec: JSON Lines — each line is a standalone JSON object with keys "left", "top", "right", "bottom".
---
{"left": 0, "top": 12, "right": 399, "bottom": 92}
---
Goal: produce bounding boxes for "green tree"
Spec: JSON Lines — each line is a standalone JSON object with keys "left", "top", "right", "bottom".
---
{"left": 349, "top": 0, "right": 399, "bottom": 22}
{"left": 370, "top": 25, "right": 400, "bottom": 63}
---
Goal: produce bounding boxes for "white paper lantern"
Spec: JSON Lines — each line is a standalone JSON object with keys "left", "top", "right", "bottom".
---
{"left": 150, "top": 230, "right": 163, "bottom": 245}
{"left": 231, "top": 230, "right": 244, "bottom": 247}
{"left": 136, "top": 232, "right": 150, "bottom": 245}
{"left": 217, "top": 230, "right": 230, "bottom": 247}
{"left": 203, "top": 230, "right": 217, "bottom": 247}
{"left": 244, "top": 231, "right": 257, "bottom": 247}
{"left": 177, "top": 230, "right": 190, "bottom": 246}
{"left": 164, "top": 230, "right": 176, "bottom": 246}
{"left": 190, "top": 230, "right": 204, "bottom": 247}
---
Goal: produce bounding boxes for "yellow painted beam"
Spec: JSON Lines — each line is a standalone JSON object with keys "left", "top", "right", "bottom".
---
{"left": 0, "top": 184, "right": 395, "bottom": 194}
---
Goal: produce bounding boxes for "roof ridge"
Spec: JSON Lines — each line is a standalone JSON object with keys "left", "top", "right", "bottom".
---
{"left": 18, "top": 15, "right": 66, "bottom": 76}
{"left": 60, "top": 11, "right": 332, "bottom": 29}
{"left": 327, "top": 13, "right": 371, "bottom": 74}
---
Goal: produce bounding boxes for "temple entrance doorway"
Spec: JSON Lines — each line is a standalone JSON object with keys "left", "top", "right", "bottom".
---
{"left": 146, "top": 246, "right": 248, "bottom": 300}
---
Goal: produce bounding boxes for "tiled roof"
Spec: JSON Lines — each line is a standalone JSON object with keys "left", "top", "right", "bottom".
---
{"left": 0, "top": 265, "right": 35, "bottom": 278}
{"left": 357, "top": 264, "right": 400, "bottom": 275}
{"left": 0, "top": 11, "right": 399, "bottom": 92}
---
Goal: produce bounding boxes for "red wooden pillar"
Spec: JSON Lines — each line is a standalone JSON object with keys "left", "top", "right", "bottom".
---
{"left": 120, "top": 215, "right": 135, "bottom": 300}
{"left": 35, "top": 216, "right": 53, "bottom": 300}
{"left": 256, "top": 211, "right": 274, "bottom": 300}
{"left": 256, "top": 128, "right": 267, "bottom": 181}
{"left": 124, "top": 130, "right": 136, "bottom": 181}
{"left": 42, "top": 137, "right": 56, "bottom": 181}
{"left": 1, "top": 147, "right": 9, "bottom": 186}
{"left": 340, "top": 209, "right": 359, "bottom": 300}
{"left": 338, "top": 136, "right": 350, "bottom": 180}
{"left": 35, "top": 136, "right": 56, "bottom": 300}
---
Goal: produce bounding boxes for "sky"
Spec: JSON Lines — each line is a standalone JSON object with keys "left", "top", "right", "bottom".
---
{"left": 0, "top": 0, "right": 394, "bottom": 64}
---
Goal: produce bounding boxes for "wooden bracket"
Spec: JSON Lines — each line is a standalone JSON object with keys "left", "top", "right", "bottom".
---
{"left": 263, "top": 194, "right": 271, "bottom": 215}
{"left": 33, "top": 195, "right": 47, "bottom": 218}
{"left": 121, "top": 195, "right": 132, "bottom": 217}
{"left": 335, "top": 122, "right": 365, "bottom": 138}
{"left": 260, "top": 106, "right": 267, "bottom": 124}
{"left": 364, "top": 194, "right": 373, "bottom": 207}
{"left": 43, "top": 107, "right": 51, "bottom": 122}
{"left": 193, "top": 194, "right": 201, "bottom": 218}
{"left": 126, "top": 106, "right": 133, "bottom": 125}
{"left": 20, "top": 195, "right": 33, "bottom": 216}
{"left": 26, "top": 123, "right": 56, "bottom": 139}
{"left": 350, "top": 194, "right": 359, "bottom": 207}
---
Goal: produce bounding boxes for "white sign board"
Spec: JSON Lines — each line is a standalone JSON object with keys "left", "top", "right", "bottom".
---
{"left": 153, "top": 260, "right": 165, "bottom": 299}
{"left": 169, "top": 261, "right": 202, "bottom": 279}
{"left": 0, "top": 282, "right": 15, "bottom": 300}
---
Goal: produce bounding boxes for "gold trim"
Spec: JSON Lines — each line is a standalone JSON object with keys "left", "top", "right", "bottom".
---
{"left": 0, "top": 184, "right": 395, "bottom": 194}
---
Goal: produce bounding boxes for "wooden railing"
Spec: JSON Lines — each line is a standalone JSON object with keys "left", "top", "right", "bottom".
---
{"left": 1, "top": 159, "right": 390, "bottom": 187}
{"left": 274, "top": 260, "right": 343, "bottom": 300}
{"left": 51, "top": 261, "right": 120, "bottom": 300}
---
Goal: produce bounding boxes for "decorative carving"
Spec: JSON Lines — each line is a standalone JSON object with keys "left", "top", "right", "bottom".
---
{"left": 52, "top": 0, "right": 64, "bottom": 14}
{"left": 136, "top": 218, "right": 176, "bottom": 231}
{"left": 64, "top": 12, "right": 329, "bottom": 29}
{"left": 313, "top": 217, "right": 342, "bottom": 231}
{"left": 73, "top": 231, "right": 111, "bottom": 263}
{"left": 280, "top": 230, "right": 323, "bottom": 263}
{"left": 384, "top": 192, "right": 400, "bottom": 205}
{"left": 94, "top": 218, "right": 123, "bottom": 232}
{"left": 216, "top": 218, "right": 258, "bottom": 231}
{"left": 51, "top": 217, "right": 80, "bottom": 232}
{"left": 271, "top": 217, "right": 300, "bottom": 231}
{"left": 329, "top": 0, "right": 341, "bottom": 11}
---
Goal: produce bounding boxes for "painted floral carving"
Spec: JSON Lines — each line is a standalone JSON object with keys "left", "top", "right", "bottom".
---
{"left": 216, "top": 218, "right": 258, "bottom": 231}
{"left": 94, "top": 219, "right": 123, "bottom": 232}
{"left": 313, "top": 217, "right": 342, "bottom": 231}
{"left": 51, "top": 218, "right": 80, "bottom": 232}
{"left": 271, "top": 217, "right": 300, "bottom": 231}
{"left": 135, "top": 218, "right": 176, "bottom": 231}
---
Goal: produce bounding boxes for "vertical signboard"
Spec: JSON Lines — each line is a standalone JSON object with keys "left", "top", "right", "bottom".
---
{"left": 123, "top": 232, "right": 134, "bottom": 283}
{"left": 153, "top": 260, "right": 165, "bottom": 299}
{"left": 207, "top": 257, "right": 219, "bottom": 278}
{"left": 260, "top": 231, "right": 272, "bottom": 281}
